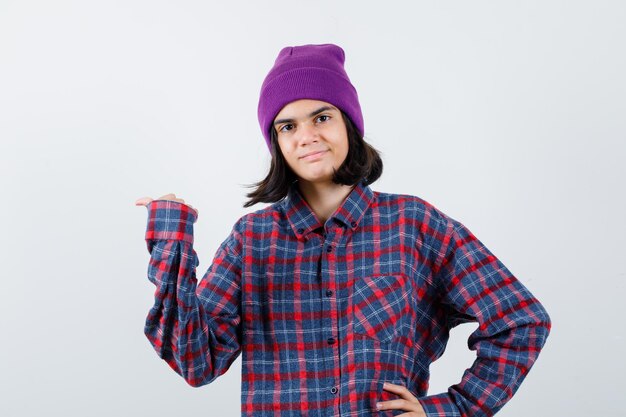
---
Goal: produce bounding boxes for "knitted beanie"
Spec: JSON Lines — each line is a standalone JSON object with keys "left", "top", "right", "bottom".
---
{"left": 257, "top": 43, "right": 364, "bottom": 152}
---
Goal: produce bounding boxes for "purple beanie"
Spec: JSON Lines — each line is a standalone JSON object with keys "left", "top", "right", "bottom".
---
{"left": 257, "top": 43, "right": 364, "bottom": 152}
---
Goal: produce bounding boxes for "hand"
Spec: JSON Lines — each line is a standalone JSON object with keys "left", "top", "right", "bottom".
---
{"left": 376, "top": 381, "right": 426, "bottom": 417}
{"left": 135, "top": 193, "right": 199, "bottom": 219}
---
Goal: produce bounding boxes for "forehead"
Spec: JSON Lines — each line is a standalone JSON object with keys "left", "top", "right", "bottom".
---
{"left": 274, "top": 99, "right": 338, "bottom": 120}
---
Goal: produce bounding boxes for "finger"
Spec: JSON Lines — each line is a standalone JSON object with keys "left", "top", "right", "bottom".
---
{"left": 382, "top": 382, "right": 417, "bottom": 401}
{"left": 135, "top": 197, "right": 153, "bottom": 206}
{"left": 157, "top": 193, "right": 176, "bottom": 200}
{"left": 377, "top": 399, "right": 424, "bottom": 416}
{"left": 396, "top": 403, "right": 427, "bottom": 417}
{"left": 376, "top": 398, "right": 410, "bottom": 411}
{"left": 396, "top": 407, "right": 426, "bottom": 417}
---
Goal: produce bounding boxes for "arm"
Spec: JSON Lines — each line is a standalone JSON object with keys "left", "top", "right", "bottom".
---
{"left": 143, "top": 199, "right": 244, "bottom": 387}
{"left": 417, "top": 214, "right": 552, "bottom": 417}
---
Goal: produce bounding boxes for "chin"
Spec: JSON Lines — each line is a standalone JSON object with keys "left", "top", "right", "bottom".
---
{"left": 294, "top": 169, "right": 324, "bottom": 179}
{"left": 301, "top": 175, "right": 334, "bottom": 184}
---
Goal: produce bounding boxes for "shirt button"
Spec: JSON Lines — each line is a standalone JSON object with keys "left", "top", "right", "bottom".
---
{"left": 330, "top": 387, "right": 338, "bottom": 394}
{"left": 351, "top": 221, "right": 357, "bottom": 228}
{"left": 297, "top": 228, "right": 304, "bottom": 234}
{"left": 326, "top": 245, "right": 333, "bottom": 252}
{"left": 327, "top": 337, "right": 335, "bottom": 345}
{"left": 326, "top": 290, "right": 333, "bottom": 297}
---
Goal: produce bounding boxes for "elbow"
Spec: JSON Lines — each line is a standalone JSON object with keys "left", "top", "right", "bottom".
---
{"left": 533, "top": 301, "right": 552, "bottom": 349}
{"left": 185, "top": 377, "right": 210, "bottom": 388}
{"left": 183, "top": 371, "right": 216, "bottom": 388}
{"left": 542, "top": 309, "right": 552, "bottom": 335}
{"left": 179, "top": 361, "right": 217, "bottom": 388}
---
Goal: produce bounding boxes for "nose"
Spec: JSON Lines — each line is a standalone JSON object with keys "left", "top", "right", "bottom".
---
{"left": 295, "top": 120, "right": 319, "bottom": 145}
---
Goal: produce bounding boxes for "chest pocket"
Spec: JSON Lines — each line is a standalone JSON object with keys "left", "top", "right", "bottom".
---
{"left": 350, "top": 274, "right": 417, "bottom": 344}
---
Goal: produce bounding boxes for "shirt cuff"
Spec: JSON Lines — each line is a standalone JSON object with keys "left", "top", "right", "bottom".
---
{"left": 144, "top": 199, "right": 197, "bottom": 246}
{"left": 417, "top": 392, "right": 461, "bottom": 417}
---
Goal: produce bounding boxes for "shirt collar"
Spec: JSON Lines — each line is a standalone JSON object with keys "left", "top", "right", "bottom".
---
{"left": 280, "top": 178, "right": 375, "bottom": 238}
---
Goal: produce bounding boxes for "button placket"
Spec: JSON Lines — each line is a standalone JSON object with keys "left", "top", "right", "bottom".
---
{"left": 319, "top": 228, "right": 344, "bottom": 406}
{"left": 323, "top": 233, "right": 337, "bottom": 349}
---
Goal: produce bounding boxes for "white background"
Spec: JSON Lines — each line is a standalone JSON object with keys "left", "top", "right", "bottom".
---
{"left": 1, "top": 1, "right": 624, "bottom": 416}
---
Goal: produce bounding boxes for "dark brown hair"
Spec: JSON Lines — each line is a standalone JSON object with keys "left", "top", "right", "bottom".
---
{"left": 243, "top": 111, "right": 383, "bottom": 208}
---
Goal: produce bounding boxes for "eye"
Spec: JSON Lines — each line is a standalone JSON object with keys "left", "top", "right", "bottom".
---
{"left": 317, "top": 115, "right": 330, "bottom": 123}
{"left": 279, "top": 124, "right": 294, "bottom": 133}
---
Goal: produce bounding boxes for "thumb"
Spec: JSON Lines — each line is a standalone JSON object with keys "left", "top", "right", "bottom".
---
{"left": 135, "top": 197, "right": 153, "bottom": 206}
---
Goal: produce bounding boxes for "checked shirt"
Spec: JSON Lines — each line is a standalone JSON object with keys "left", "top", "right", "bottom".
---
{"left": 142, "top": 179, "right": 551, "bottom": 417}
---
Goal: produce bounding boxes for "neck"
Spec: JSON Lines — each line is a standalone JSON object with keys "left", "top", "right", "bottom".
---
{"left": 297, "top": 179, "right": 356, "bottom": 226}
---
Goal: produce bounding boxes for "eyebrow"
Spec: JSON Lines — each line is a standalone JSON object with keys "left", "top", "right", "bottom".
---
{"left": 273, "top": 106, "right": 337, "bottom": 126}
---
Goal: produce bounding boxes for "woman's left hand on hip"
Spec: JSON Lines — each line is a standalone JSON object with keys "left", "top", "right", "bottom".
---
{"left": 376, "top": 381, "right": 427, "bottom": 416}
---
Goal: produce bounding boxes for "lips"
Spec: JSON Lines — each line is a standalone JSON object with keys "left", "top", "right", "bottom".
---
{"left": 300, "top": 150, "right": 328, "bottom": 159}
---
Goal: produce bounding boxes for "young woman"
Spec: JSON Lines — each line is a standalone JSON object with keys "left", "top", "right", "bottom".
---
{"left": 135, "top": 43, "right": 551, "bottom": 417}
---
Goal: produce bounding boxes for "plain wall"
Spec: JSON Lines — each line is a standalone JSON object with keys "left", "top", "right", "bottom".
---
{"left": 1, "top": 1, "right": 624, "bottom": 416}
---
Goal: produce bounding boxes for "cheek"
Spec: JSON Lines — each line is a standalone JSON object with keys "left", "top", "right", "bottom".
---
{"left": 283, "top": 151, "right": 300, "bottom": 168}
{"left": 339, "top": 141, "right": 350, "bottom": 161}
{"left": 277, "top": 142, "right": 294, "bottom": 161}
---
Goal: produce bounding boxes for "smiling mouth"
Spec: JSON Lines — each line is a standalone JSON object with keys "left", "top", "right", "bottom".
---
{"left": 301, "top": 150, "right": 328, "bottom": 160}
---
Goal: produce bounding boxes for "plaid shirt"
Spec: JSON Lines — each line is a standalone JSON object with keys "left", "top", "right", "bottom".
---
{"left": 143, "top": 179, "right": 551, "bottom": 417}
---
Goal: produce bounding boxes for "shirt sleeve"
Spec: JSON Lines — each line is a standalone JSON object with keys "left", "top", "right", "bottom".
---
{"left": 143, "top": 199, "right": 244, "bottom": 387}
{"left": 417, "top": 213, "right": 552, "bottom": 417}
